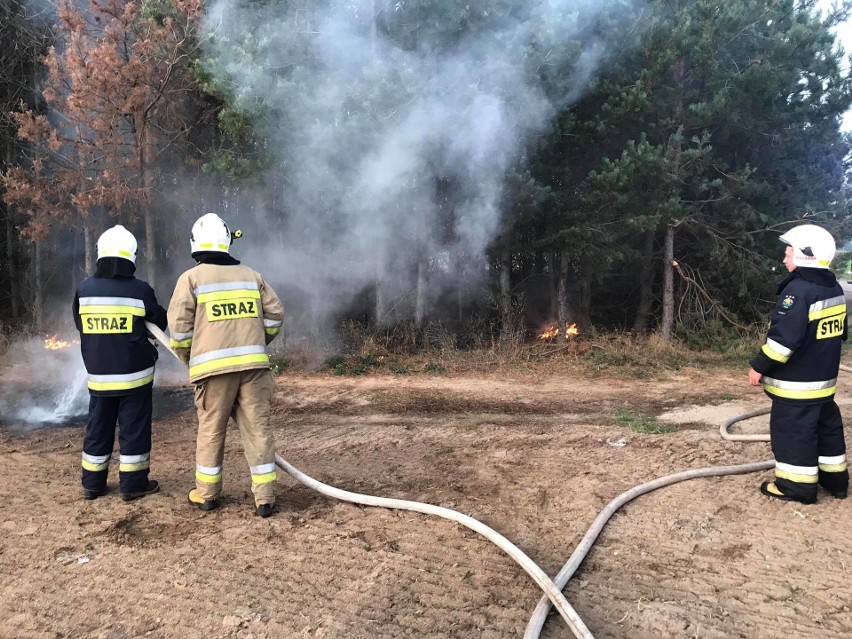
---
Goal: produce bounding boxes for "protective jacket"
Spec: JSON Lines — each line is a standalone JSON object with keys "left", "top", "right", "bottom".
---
{"left": 750, "top": 268, "right": 847, "bottom": 403}
{"left": 168, "top": 255, "right": 284, "bottom": 383}
{"left": 73, "top": 264, "right": 168, "bottom": 396}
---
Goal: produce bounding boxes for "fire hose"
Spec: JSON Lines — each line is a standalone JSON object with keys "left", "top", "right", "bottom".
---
{"left": 147, "top": 322, "right": 848, "bottom": 639}
{"left": 145, "top": 322, "right": 593, "bottom": 638}
{"left": 522, "top": 362, "right": 852, "bottom": 639}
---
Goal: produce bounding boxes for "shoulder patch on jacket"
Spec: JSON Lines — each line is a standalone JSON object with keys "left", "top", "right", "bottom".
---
{"left": 781, "top": 294, "right": 797, "bottom": 310}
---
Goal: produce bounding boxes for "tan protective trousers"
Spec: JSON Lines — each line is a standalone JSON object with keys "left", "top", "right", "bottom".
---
{"left": 193, "top": 369, "right": 276, "bottom": 505}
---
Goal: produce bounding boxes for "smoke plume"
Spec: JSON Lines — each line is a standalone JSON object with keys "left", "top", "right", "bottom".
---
{"left": 200, "top": 0, "right": 637, "bottom": 327}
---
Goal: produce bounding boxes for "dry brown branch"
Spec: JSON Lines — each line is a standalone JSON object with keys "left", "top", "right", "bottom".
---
{"left": 672, "top": 260, "right": 749, "bottom": 331}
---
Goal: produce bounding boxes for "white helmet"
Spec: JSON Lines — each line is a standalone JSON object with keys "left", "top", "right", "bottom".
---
{"left": 190, "top": 213, "right": 232, "bottom": 254}
{"left": 97, "top": 225, "right": 137, "bottom": 264}
{"left": 779, "top": 224, "right": 836, "bottom": 270}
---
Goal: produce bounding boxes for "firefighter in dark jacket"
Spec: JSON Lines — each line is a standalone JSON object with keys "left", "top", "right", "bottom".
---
{"left": 72, "top": 225, "right": 168, "bottom": 501}
{"left": 749, "top": 224, "right": 849, "bottom": 504}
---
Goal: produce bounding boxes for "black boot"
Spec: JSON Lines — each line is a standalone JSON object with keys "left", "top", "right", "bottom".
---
{"left": 255, "top": 503, "right": 274, "bottom": 518}
{"left": 121, "top": 479, "right": 160, "bottom": 502}
{"left": 760, "top": 481, "right": 816, "bottom": 504}
{"left": 83, "top": 487, "right": 106, "bottom": 501}
{"left": 188, "top": 489, "right": 218, "bottom": 511}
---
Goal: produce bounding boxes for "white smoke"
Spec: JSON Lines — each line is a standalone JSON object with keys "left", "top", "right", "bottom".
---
{"left": 0, "top": 338, "right": 88, "bottom": 426}
{"left": 199, "top": 0, "right": 639, "bottom": 326}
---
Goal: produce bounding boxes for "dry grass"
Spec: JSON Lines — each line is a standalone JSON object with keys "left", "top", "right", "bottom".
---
{"left": 272, "top": 323, "right": 756, "bottom": 379}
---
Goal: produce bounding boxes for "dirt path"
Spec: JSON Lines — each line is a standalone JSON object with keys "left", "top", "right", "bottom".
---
{"left": 1, "top": 365, "right": 851, "bottom": 638}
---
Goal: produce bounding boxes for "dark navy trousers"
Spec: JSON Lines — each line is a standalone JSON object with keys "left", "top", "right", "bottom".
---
{"left": 81, "top": 389, "right": 152, "bottom": 494}
{"left": 771, "top": 399, "right": 848, "bottom": 500}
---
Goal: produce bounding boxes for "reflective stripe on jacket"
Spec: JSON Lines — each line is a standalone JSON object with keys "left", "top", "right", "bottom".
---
{"left": 750, "top": 268, "right": 847, "bottom": 403}
{"left": 168, "top": 263, "right": 284, "bottom": 383}
{"left": 73, "top": 276, "right": 167, "bottom": 396}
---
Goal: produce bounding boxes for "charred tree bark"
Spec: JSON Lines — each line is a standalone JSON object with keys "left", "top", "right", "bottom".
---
{"left": 660, "top": 224, "right": 675, "bottom": 342}
{"left": 632, "top": 230, "right": 655, "bottom": 334}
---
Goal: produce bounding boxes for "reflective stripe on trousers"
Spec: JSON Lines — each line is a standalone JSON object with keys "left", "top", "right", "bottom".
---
{"left": 250, "top": 462, "right": 277, "bottom": 484}
{"left": 196, "top": 463, "right": 223, "bottom": 484}
{"left": 82, "top": 452, "right": 110, "bottom": 472}
{"left": 119, "top": 452, "right": 150, "bottom": 472}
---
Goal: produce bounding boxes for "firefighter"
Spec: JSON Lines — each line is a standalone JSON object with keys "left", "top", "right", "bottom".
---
{"left": 749, "top": 224, "right": 849, "bottom": 504}
{"left": 73, "top": 225, "right": 167, "bottom": 501}
{"left": 168, "top": 213, "right": 284, "bottom": 518}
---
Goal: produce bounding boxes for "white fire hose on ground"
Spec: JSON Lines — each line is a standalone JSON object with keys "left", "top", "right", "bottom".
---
{"left": 147, "top": 322, "right": 849, "bottom": 639}
{"left": 146, "top": 322, "right": 593, "bottom": 638}
{"left": 523, "top": 362, "right": 852, "bottom": 639}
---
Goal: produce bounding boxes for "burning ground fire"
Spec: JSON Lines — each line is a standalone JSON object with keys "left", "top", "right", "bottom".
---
{"left": 43, "top": 335, "right": 80, "bottom": 350}
{"left": 538, "top": 323, "right": 580, "bottom": 340}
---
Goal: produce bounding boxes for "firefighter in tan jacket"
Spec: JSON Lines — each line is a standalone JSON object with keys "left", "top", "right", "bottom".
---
{"left": 168, "top": 213, "right": 284, "bottom": 518}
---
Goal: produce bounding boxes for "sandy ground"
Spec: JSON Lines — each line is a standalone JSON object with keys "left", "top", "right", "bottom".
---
{"left": 1, "top": 361, "right": 852, "bottom": 639}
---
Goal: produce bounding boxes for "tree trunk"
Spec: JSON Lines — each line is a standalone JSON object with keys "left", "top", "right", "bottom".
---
{"left": 33, "top": 240, "right": 43, "bottom": 332}
{"left": 415, "top": 257, "right": 427, "bottom": 329}
{"left": 577, "top": 272, "right": 592, "bottom": 331}
{"left": 660, "top": 224, "right": 675, "bottom": 342}
{"left": 374, "top": 279, "right": 385, "bottom": 327}
{"left": 556, "top": 251, "right": 569, "bottom": 345}
{"left": 374, "top": 249, "right": 386, "bottom": 327}
{"left": 499, "top": 244, "right": 512, "bottom": 341}
{"left": 632, "top": 230, "right": 655, "bottom": 334}
{"left": 549, "top": 251, "right": 558, "bottom": 320}
{"left": 456, "top": 251, "right": 464, "bottom": 325}
{"left": 83, "top": 225, "right": 94, "bottom": 277}
{"left": 310, "top": 292, "right": 320, "bottom": 342}
{"left": 144, "top": 208, "right": 156, "bottom": 288}
{"left": 139, "top": 125, "right": 157, "bottom": 288}
{"left": 6, "top": 208, "right": 18, "bottom": 319}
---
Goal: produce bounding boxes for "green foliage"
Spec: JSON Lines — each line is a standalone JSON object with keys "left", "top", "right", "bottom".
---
{"left": 424, "top": 362, "right": 446, "bottom": 373}
{"left": 676, "top": 320, "right": 756, "bottom": 359}
{"left": 323, "top": 353, "right": 383, "bottom": 376}
{"left": 4, "top": 0, "right": 852, "bottom": 337}
{"left": 141, "top": 0, "right": 178, "bottom": 22}
{"left": 323, "top": 355, "right": 346, "bottom": 370}
{"left": 834, "top": 251, "right": 852, "bottom": 277}
{"left": 529, "top": 0, "right": 852, "bottom": 328}
{"left": 190, "top": 58, "right": 272, "bottom": 182}
{"left": 614, "top": 408, "right": 676, "bottom": 434}
{"left": 390, "top": 363, "right": 409, "bottom": 374}
{"left": 269, "top": 357, "right": 291, "bottom": 374}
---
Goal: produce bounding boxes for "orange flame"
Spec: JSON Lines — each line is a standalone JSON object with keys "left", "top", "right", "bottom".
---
{"left": 43, "top": 335, "right": 80, "bottom": 350}
{"left": 538, "top": 323, "right": 580, "bottom": 340}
